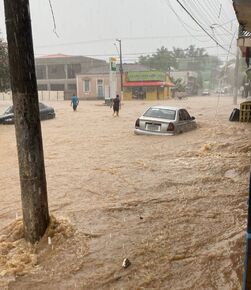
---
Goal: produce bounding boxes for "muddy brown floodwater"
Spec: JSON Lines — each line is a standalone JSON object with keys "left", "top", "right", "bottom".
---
{"left": 0, "top": 96, "right": 250, "bottom": 290}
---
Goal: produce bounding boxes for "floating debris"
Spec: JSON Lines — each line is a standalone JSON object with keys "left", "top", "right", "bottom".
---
{"left": 122, "top": 258, "right": 131, "bottom": 269}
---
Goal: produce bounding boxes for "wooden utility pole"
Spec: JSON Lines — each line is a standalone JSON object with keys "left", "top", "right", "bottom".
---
{"left": 244, "top": 170, "right": 251, "bottom": 290}
{"left": 4, "top": 0, "right": 50, "bottom": 244}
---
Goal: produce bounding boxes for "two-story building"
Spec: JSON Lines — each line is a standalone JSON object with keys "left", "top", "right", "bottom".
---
{"left": 35, "top": 54, "right": 106, "bottom": 98}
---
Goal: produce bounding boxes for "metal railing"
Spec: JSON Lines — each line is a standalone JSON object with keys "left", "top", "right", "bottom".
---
{"left": 0, "top": 91, "right": 65, "bottom": 101}
{"left": 239, "top": 25, "right": 251, "bottom": 38}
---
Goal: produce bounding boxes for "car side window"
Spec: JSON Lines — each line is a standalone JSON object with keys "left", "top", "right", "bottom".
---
{"left": 179, "top": 110, "right": 185, "bottom": 121}
{"left": 182, "top": 109, "right": 191, "bottom": 120}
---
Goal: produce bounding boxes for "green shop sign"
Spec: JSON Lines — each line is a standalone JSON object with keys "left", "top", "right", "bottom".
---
{"left": 127, "top": 71, "right": 165, "bottom": 82}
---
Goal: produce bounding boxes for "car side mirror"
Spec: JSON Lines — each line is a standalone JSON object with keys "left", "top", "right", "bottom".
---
{"left": 191, "top": 116, "right": 195, "bottom": 120}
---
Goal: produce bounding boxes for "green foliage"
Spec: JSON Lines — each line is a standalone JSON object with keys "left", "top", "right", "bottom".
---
{"left": 169, "top": 76, "right": 186, "bottom": 92}
{"left": 139, "top": 45, "right": 221, "bottom": 91}
{"left": 0, "top": 35, "right": 9, "bottom": 91}
{"left": 185, "top": 45, "right": 208, "bottom": 58}
{"left": 138, "top": 45, "right": 212, "bottom": 72}
{"left": 139, "top": 46, "right": 177, "bottom": 72}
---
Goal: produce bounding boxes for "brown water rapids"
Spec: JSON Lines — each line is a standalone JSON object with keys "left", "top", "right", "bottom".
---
{"left": 0, "top": 96, "right": 250, "bottom": 289}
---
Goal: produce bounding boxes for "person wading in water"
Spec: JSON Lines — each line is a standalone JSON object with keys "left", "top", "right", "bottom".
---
{"left": 112, "top": 94, "right": 120, "bottom": 117}
{"left": 71, "top": 93, "right": 79, "bottom": 111}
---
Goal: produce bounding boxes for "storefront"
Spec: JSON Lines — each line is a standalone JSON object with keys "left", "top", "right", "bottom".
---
{"left": 123, "top": 71, "right": 174, "bottom": 100}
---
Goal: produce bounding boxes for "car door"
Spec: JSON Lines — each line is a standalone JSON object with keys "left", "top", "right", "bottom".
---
{"left": 39, "top": 103, "right": 47, "bottom": 120}
{"left": 176, "top": 109, "right": 187, "bottom": 133}
{"left": 182, "top": 109, "right": 195, "bottom": 131}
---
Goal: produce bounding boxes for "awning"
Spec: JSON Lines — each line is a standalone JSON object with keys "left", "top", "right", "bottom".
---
{"left": 123, "top": 81, "right": 175, "bottom": 87}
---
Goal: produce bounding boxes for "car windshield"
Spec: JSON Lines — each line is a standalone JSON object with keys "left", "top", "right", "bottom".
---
{"left": 4, "top": 106, "right": 14, "bottom": 114}
{"left": 143, "top": 108, "right": 176, "bottom": 120}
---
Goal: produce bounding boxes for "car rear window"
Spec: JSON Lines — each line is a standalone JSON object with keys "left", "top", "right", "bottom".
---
{"left": 39, "top": 103, "right": 46, "bottom": 109}
{"left": 143, "top": 108, "right": 176, "bottom": 120}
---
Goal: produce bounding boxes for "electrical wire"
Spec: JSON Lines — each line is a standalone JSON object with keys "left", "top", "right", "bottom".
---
{"left": 35, "top": 45, "right": 230, "bottom": 59}
{"left": 164, "top": 0, "right": 209, "bottom": 43}
{"left": 34, "top": 32, "right": 232, "bottom": 49}
{"left": 174, "top": 0, "right": 235, "bottom": 56}
{"left": 48, "top": 0, "right": 59, "bottom": 38}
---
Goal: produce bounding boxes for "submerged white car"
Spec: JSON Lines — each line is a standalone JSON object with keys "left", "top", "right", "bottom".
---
{"left": 134, "top": 105, "right": 197, "bottom": 136}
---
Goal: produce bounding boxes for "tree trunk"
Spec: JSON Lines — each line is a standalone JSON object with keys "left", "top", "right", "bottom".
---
{"left": 4, "top": 0, "right": 50, "bottom": 244}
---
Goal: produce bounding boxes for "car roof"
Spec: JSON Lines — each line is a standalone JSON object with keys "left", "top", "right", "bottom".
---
{"left": 149, "top": 105, "right": 182, "bottom": 111}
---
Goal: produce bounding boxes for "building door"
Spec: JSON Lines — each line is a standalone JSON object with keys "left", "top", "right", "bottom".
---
{"left": 97, "top": 79, "right": 104, "bottom": 98}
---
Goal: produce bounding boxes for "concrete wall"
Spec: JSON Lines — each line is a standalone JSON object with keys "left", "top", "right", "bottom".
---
{"left": 77, "top": 74, "right": 120, "bottom": 100}
{"left": 0, "top": 91, "right": 64, "bottom": 101}
{"left": 35, "top": 56, "right": 106, "bottom": 94}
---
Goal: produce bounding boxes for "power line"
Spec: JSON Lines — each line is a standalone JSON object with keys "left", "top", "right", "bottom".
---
{"left": 182, "top": 0, "right": 231, "bottom": 43}
{"left": 34, "top": 33, "right": 232, "bottom": 49}
{"left": 48, "top": 0, "right": 59, "bottom": 38}
{"left": 174, "top": 0, "right": 235, "bottom": 56}
{"left": 165, "top": 0, "right": 209, "bottom": 43}
{"left": 35, "top": 45, "right": 230, "bottom": 58}
{"left": 190, "top": 0, "right": 234, "bottom": 36}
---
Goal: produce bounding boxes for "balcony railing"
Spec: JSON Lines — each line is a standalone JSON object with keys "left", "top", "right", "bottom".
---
{"left": 239, "top": 25, "right": 251, "bottom": 38}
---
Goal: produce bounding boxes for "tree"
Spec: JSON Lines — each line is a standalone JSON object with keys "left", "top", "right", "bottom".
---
{"left": 172, "top": 47, "right": 186, "bottom": 59}
{"left": 185, "top": 45, "right": 208, "bottom": 58}
{"left": 0, "top": 33, "right": 10, "bottom": 91}
{"left": 169, "top": 76, "right": 186, "bottom": 92}
{"left": 138, "top": 45, "right": 211, "bottom": 72}
{"left": 139, "top": 46, "right": 177, "bottom": 71}
{"left": 138, "top": 45, "right": 221, "bottom": 91}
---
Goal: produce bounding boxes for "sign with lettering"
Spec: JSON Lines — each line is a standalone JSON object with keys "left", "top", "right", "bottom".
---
{"left": 127, "top": 71, "right": 165, "bottom": 82}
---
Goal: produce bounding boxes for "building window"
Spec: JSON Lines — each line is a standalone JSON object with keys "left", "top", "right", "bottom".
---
{"left": 67, "top": 64, "right": 81, "bottom": 79}
{"left": 51, "top": 84, "right": 65, "bottom": 91}
{"left": 36, "top": 65, "right": 46, "bottom": 80}
{"left": 37, "top": 84, "right": 47, "bottom": 91}
{"left": 68, "top": 84, "right": 77, "bottom": 91}
{"left": 97, "top": 79, "right": 104, "bottom": 98}
{"left": 48, "top": 64, "right": 66, "bottom": 79}
{"left": 83, "top": 80, "right": 90, "bottom": 92}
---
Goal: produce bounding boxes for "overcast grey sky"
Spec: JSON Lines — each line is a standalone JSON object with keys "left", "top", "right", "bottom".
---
{"left": 0, "top": 0, "right": 238, "bottom": 62}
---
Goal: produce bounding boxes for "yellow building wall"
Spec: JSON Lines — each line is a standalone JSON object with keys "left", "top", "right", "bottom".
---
{"left": 158, "top": 88, "right": 164, "bottom": 100}
{"left": 123, "top": 86, "right": 171, "bottom": 100}
{"left": 123, "top": 90, "right": 132, "bottom": 100}
{"left": 164, "top": 87, "right": 170, "bottom": 99}
{"left": 146, "top": 89, "right": 157, "bottom": 100}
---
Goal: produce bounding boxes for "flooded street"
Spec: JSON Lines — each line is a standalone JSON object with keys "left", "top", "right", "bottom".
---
{"left": 0, "top": 96, "right": 250, "bottom": 289}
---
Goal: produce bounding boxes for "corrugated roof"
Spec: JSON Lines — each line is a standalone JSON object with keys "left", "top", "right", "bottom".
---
{"left": 40, "top": 53, "right": 72, "bottom": 58}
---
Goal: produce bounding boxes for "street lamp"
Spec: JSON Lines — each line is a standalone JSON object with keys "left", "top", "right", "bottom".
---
{"left": 116, "top": 39, "right": 123, "bottom": 101}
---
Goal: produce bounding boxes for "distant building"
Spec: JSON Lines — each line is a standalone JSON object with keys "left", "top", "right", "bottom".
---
{"left": 35, "top": 54, "right": 106, "bottom": 98}
{"left": 123, "top": 70, "right": 174, "bottom": 100}
{"left": 176, "top": 56, "right": 220, "bottom": 92}
{"left": 170, "top": 71, "right": 198, "bottom": 95}
{"left": 76, "top": 63, "right": 153, "bottom": 100}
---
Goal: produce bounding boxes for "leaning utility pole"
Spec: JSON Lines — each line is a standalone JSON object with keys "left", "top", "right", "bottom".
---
{"left": 116, "top": 39, "right": 123, "bottom": 101}
{"left": 233, "top": 47, "right": 240, "bottom": 105}
{"left": 4, "top": 0, "right": 50, "bottom": 244}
